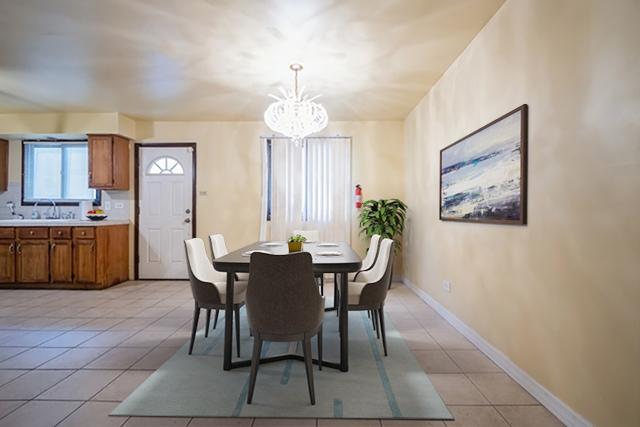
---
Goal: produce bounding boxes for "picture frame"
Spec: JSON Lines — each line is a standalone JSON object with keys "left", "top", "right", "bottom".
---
{"left": 439, "top": 104, "right": 528, "bottom": 225}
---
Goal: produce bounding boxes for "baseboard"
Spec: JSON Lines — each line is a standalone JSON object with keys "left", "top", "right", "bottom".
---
{"left": 401, "top": 277, "right": 592, "bottom": 427}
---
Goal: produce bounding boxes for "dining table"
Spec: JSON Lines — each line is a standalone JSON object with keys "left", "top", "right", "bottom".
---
{"left": 212, "top": 241, "right": 362, "bottom": 372}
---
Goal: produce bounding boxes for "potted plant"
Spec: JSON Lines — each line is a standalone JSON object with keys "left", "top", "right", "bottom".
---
{"left": 287, "top": 234, "right": 307, "bottom": 252}
{"left": 358, "top": 199, "right": 408, "bottom": 251}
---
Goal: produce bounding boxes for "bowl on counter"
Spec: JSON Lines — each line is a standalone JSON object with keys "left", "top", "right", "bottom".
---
{"left": 86, "top": 214, "right": 108, "bottom": 221}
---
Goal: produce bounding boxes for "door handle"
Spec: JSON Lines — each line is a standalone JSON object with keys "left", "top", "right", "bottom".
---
{"left": 16, "top": 243, "right": 21, "bottom": 254}
{"left": 185, "top": 209, "right": 191, "bottom": 214}
{"left": 9, "top": 243, "right": 14, "bottom": 254}
{"left": 184, "top": 218, "right": 191, "bottom": 224}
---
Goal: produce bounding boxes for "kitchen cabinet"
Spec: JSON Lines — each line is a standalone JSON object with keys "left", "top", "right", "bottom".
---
{"left": 50, "top": 240, "right": 73, "bottom": 283}
{"left": 88, "top": 134, "right": 130, "bottom": 190}
{"left": 16, "top": 240, "right": 50, "bottom": 283}
{"left": 73, "top": 239, "right": 96, "bottom": 284}
{"left": 0, "top": 224, "right": 129, "bottom": 289}
{"left": 0, "top": 138, "right": 7, "bottom": 192}
{"left": 0, "top": 240, "right": 15, "bottom": 283}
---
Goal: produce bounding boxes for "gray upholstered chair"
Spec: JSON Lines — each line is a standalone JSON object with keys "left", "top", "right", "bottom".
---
{"left": 184, "top": 238, "right": 246, "bottom": 356}
{"left": 245, "top": 252, "right": 324, "bottom": 405}
{"left": 346, "top": 238, "right": 394, "bottom": 356}
{"left": 208, "top": 233, "right": 250, "bottom": 329}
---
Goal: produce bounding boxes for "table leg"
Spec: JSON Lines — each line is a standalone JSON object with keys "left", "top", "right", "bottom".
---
{"left": 223, "top": 272, "right": 234, "bottom": 370}
{"left": 339, "top": 271, "right": 349, "bottom": 372}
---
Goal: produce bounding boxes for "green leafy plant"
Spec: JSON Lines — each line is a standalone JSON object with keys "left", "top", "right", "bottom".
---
{"left": 288, "top": 234, "right": 307, "bottom": 243}
{"left": 358, "top": 199, "right": 408, "bottom": 250}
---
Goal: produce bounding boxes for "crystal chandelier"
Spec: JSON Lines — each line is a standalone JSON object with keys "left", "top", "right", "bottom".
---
{"left": 264, "top": 64, "right": 328, "bottom": 142}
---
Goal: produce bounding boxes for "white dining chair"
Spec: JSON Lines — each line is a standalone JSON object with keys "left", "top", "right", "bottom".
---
{"left": 184, "top": 238, "right": 247, "bottom": 356}
{"left": 292, "top": 229, "right": 320, "bottom": 243}
{"left": 350, "top": 234, "right": 381, "bottom": 281}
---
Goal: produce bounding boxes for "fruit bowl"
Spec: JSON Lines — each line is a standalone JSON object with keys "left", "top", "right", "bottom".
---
{"left": 86, "top": 214, "right": 108, "bottom": 221}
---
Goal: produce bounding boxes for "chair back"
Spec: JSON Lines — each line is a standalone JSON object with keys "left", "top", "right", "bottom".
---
{"left": 358, "top": 239, "right": 395, "bottom": 307}
{"left": 360, "top": 234, "right": 381, "bottom": 271}
{"left": 246, "top": 252, "right": 324, "bottom": 337}
{"left": 184, "top": 238, "right": 224, "bottom": 306}
{"left": 292, "top": 229, "right": 320, "bottom": 243}
{"left": 209, "top": 234, "right": 228, "bottom": 258}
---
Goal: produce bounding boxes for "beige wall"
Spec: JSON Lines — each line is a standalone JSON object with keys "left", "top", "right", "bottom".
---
{"left": 403, "top": 1, "right": 640, "bottom": 426}
{"left": 140, "top": 120, "right": 405, "bottom": 258}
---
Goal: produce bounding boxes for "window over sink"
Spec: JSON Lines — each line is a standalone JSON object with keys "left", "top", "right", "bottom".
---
{"left": 22, "top": 140, "right": 100, "bottom": 205}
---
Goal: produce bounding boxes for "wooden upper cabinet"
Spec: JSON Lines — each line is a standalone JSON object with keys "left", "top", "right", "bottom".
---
{"left": 88, "top": 134, "right": 130, "bottom": 190}
{"left": 0, "top": 139, "right": 8, "bottom": 192}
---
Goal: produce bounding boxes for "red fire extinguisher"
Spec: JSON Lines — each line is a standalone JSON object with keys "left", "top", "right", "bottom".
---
{"left": 355, "top": 184, "right": 363, "bottom": 209}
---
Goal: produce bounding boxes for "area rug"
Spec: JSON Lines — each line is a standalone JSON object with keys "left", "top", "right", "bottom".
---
{"left": 112, "top": 306, "right": 452, "bottom": 420}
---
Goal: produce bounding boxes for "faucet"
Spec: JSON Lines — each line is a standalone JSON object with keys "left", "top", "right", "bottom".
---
{"left": 6, "top": 201, "right": 24, "bottom": 220}
{"left": 44, "top": 199, "right": 59, "bottom": 219}
{"left": 31, "top": 201, "right": 41, "bottom": 219}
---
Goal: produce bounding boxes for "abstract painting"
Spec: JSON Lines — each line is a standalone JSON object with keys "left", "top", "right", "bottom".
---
{"left": 440, "top": 105, "right": 528, "bottom": 224}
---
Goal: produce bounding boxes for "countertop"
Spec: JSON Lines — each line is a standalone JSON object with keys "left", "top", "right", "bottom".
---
{"left": 0, "top": 219, "right": 130, "bottom": 227}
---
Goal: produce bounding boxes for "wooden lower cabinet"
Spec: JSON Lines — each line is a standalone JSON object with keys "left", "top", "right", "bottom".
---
{"left": 50, "top": 240, "right": 73, "bottom": 283}
{"left": 0, "top": 240, "right": 15, "bottom": 283}
{"left": 16, "top": 240, "right": 50, "bottom": 283}
{"left": 73, "top": 239, "right": 96, "bottom": 284}
{"left": 0, "top": 225, "right": 128, "bottom": 289}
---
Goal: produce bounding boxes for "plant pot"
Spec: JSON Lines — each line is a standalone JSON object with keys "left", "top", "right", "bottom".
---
{"left": 288, "top": 241, "right": 302, "bottom": 252}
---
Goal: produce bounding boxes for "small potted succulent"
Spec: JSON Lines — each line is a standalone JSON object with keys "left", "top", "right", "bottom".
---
{"left": 287, "top": 234, "right": 307, "bottom": 252}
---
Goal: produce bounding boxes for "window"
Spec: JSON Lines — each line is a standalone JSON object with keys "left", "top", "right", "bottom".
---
{"left": 146, "top": 156, "right": 184, "bottom": 175}
{"left": 261, "top": 137, "right": 351, "bottom": 243}
{"left": 22, "top": 141, "right": 99, "bottom": 205}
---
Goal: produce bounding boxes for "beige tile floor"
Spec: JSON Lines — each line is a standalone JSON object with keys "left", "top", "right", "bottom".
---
{"left": 0, "top": 281, "right": 565, "bottom": 427}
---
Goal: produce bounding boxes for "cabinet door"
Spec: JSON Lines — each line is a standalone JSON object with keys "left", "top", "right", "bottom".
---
{"left": 16, "top": 240, "right": 49, "bottom": 283}
{"left": 74, "top": 239, "right": 96, "bottom": 284}
{"left": 88, "top": 135, "right": 113, "bottom": 188}
{"left": 0, "top": 139, "right": 8, "bottom": 192}
{"left": 0, "top": 240, "right": 15, "bottom": 283}
{"left": 112, "top": 136, "right": 130, "bottom": 190}
{"left": 50, "top": 240, "right": 72, "bottom": 283}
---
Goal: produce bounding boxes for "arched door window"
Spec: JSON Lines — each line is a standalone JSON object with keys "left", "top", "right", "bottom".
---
{"left": 146, "top": 156, "right": 184, "bottom": 175}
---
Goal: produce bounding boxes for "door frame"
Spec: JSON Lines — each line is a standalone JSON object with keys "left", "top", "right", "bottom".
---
{"left": 134, "top": 142, "right": 197, "bottom": 280}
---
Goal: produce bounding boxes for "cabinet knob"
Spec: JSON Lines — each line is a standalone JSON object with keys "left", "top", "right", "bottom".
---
{"left": 81, "top": 231, "right": 86, "bottom": 236}
{"left": 57, "top": 231, "right": 62, "bottom": 236}
{"left": 29, "top": 231, "right": 34, "bottom": 235}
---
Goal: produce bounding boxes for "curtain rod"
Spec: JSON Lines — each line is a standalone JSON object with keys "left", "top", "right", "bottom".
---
{"left": 259, "top": 136, "right": 352, "bottom": 140}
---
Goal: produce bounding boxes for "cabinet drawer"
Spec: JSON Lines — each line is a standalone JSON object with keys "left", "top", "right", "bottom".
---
{"left": 0, "top": 228, "right": 14, "bottom": 239}
{"left": 17, "top": 228, "right": 49, "bottom": 239}
{"left": 50, "top": 227, "right": 72, "bottom": 240}
{"left": 73, "top": 227, "right": 95, "bottom": 239}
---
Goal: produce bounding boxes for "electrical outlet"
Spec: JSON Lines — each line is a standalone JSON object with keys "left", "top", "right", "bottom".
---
{"left": 104, "top": 201, "right": 112, "bottom": 211}
{"left": 442, "top": 280, "right": 452, "bottom": 293}
{"left": 114, "top": 202, "right": 124, "bottom": 209}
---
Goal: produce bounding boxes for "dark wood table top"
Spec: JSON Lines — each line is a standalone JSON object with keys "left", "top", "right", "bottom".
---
{"left": 212, "top": 241, "right": 362, "bottom": 274}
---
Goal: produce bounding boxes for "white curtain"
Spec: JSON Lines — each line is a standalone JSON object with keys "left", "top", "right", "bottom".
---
{"left": 261, "top": 137, "right": 351, "bottom": 243}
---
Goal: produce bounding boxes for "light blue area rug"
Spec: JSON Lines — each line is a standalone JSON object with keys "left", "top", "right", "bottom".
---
{"left": 112, "top": 306, "right": 452, "bottom": 420}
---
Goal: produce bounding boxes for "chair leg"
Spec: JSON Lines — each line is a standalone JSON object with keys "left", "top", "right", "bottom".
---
{"left": 188, "top": 303, "right": 200, "bottom": 355}
{"left": 205, "top": 309, "right": 211, "bottom": 338}
{"left": 378, "top": 307, "right": 388, "bottom": 356}
{"left": 213, "top": 309, "right": 219, "bottom": 329}
{"left": 320, "top": 275, "right": 324, "bottom": 296}
{"left": 302, "top": 336, "right": 316, "bottom": 405}
{"left": 317, "top": 324, "right": 323, "bottom": 371}
{"left": 234, "top": 305, "right": 241, "bottom": 357}
{"left": 247, "top": 334, "right": 262, "bottom": 404}
{"left": 371, "top": 310, "right": 377, "bottom": 331}
{"left": 374, "top": 309, "right": 381, "bottom": 339}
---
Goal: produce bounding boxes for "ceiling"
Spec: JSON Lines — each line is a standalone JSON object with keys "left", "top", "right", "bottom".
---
{"left": 0, "top": 0, "right": 503, "bottom": 121}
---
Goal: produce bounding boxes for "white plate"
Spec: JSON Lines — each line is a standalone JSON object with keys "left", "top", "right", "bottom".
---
{"left": 242, "top": 250, "right": 271, "bottom": 257}
{"left": 317, "top": 251, "right": 342, "bottom": 256}
{"left": 317, "top": 242, "right": 339, "bottom": 247}
{"left": 261, "top": 242, "right": 284, "bottom": 247}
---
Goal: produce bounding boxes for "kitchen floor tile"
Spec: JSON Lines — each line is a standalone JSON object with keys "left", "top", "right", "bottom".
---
{"left": 36, "top": 369, "right": 122, "bottom": 400}
{"left": 0, "top": 347, "right": 68, "bottom": 369}
{"left": 414, "top": 350, "right": 460, "bottom": 373}
{"left": 444, "top": 405, "right": 509, "bottom": 427}
{"left": 38, "top": 347, "right": 109, "bottom": 369}
{"left": 496, "top": 405, "right": 565, "bottom": 427}
{"left": 428, "top": 374, "right": 489, "bottom": 405}
{"left": 130, "top": 346, "right": 179, "bottom": 370}
{"left": 93, "top": 370, "right": 152, "bottom": 401}
{"left": 85, "top": 347, "right": 152, "bottom": 370}
{"left": 0, "top": 369, "right": 73, "bottom": 399}
{"left": 0, "top": 400, "right": 83, "bottom": 427}
{"left": 446, "top": 350, "right": 501, "bottom": 373}
{"left": 123, "top": 416, "right": 190, "bottom": 426}
{"left": 40, "top": 330, "right": 100, "bottom": 347}
{"left": 467, "top": 373, "right": 537, "bottom": 405}
{"left": 57, "top": 401, "right": 127, "bottom": 427}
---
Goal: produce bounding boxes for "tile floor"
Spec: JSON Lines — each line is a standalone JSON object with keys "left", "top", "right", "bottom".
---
{"left": 0, "top": 281, "right": 565, "bottom": 427}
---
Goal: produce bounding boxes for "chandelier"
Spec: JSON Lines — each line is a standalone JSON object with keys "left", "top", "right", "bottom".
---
{"left": 264, "top": 63, "right": 328, "bottom": 142}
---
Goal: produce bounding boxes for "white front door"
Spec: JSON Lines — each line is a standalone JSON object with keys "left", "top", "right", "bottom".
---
{"left": 138, "top": 146, "right": 194, "bottom": 279}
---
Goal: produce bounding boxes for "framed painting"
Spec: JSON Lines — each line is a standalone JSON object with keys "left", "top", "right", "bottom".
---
{"left": 440, "top": 104, "right": 528, "bottom": 225}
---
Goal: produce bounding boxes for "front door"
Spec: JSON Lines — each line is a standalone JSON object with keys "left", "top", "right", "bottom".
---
{"left": 138, "top": 145, "right": 194, "bottom": 279}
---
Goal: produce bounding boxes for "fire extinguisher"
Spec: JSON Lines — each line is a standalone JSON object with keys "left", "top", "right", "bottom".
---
{"left": 355, "top": 184, "right": 363, "bottom": 209}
